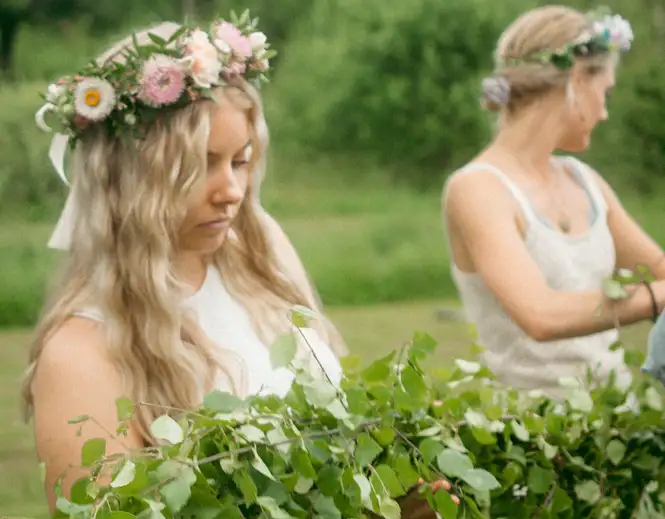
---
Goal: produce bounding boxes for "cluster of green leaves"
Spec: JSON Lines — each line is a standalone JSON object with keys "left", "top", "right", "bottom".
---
{"left": 49, "top": 309, "right": 665, "bottom": 519}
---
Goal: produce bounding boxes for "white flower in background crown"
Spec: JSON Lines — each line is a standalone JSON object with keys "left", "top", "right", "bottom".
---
{"left": 34, "top": 9, "right": 275, "bottom": 148}
{"left": 590, "top": 13, "right": 634, "bottom": 52}
{"left": 501, "top": 8, "right": 634, "bottom": 70}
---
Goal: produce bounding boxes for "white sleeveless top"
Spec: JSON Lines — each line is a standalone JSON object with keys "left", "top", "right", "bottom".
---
{"left": 444, "top": 156, "right": 632, "bottom": 398}
{"left": 75, "top": 265, "right": 343, "bottom": 398}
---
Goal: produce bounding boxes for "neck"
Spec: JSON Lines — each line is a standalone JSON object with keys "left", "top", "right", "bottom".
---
{"left": 174, "top": 251, "right": 210, "bottom": 291}
{"left": 491, "top": 102, "right": 565, "bottom": 177}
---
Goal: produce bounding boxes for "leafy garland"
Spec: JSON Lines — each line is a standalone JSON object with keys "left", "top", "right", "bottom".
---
{"left": 45, "top": 296, "right": 665, "bottom": 519}
{"left": 502, "top": 8, "right": 634, "bottom": 71}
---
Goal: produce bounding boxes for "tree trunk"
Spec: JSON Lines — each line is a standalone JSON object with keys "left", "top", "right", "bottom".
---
{"left": 0, "top": 10, "right": 22, "bottom": 79}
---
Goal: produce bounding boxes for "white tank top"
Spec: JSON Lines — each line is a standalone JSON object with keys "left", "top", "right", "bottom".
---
{"left": 75, "top": 265, "right": 343, "bottom": 398}
{"left": 444, "top": 156, "right": 632, "bottom": 398}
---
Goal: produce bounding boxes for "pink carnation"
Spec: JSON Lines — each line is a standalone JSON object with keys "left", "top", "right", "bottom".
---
{"left": 138, "top": 54, "right": 186, "bottom": 107}
{"left": 216, "top": 22, "right": 252, "bottom": 58}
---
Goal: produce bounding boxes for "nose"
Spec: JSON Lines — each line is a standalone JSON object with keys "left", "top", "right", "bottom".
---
{"left": 599, "top": 103, "right": 609, "bottom": 122}
{"left": 209, "top": 163, "right": 244, "bottom": 206}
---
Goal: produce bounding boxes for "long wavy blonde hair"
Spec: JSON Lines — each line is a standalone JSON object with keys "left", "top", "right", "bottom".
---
{"left": 21, "top": 22, "right": 346, "bottom": 442}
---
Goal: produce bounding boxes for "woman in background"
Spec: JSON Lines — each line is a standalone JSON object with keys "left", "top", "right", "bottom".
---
{"left": 442, "top": 6, "right": 665, "bottom": 398}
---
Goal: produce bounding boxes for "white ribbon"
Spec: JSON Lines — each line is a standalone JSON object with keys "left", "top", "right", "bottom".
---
{"left": 35, "top": 102, "right": 55, "bottom": 133}
{"left": 49, "top": 133, "right": 71, "bottom": 186}
{"left": 47, "top": 189, "right": 76, "bottom": 250}
{"left": 46, "top": 133, "right": 74, "bottom": 250}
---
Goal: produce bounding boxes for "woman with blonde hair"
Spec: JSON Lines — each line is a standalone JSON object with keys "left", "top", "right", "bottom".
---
{"left": 22, "top": 16, "right": 348, "bottom": 510}
{"left": 443, "top": 6, "right": 665, "bottom": 398}
{"left": 23, "top": 15, "right": 453, "bottom": 517}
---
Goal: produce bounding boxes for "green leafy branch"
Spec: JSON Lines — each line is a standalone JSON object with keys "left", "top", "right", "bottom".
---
{"left": 46, "top": 301, "right": 665, "bottom": 519}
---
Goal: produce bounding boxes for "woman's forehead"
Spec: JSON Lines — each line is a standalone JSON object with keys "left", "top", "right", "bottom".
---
{"left": 207, "top": 99, "right": 252, "bottom": 155}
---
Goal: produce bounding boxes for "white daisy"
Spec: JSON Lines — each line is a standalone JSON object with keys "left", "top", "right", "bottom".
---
{"left": 74, "top": 78, "right": 116, "bottom": 121}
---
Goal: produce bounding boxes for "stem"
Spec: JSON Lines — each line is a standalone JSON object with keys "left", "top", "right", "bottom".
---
{"left": 630, "top": 486, "right": 652, "bottom": 519}
{"left": 195, "top": 418, "right": 382, "bottom": 466}
{"left": 531, "top": 483, "right": 556, "bottom": 518}
{"left": 138, "top": 401, "right": 210, "bottom": 420}
{"left": 293, "top": 324, "right": 335, "bottom": 388}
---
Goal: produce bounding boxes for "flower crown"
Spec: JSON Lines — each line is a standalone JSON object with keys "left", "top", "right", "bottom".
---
{"left": 506, "top": 10, "right": 634, "bottom": 70}
{"left": 483, "top": 10, "right": 633, "bottom": 107}
{"left": 35, "top": 10, "right": 275, "bottom": 146}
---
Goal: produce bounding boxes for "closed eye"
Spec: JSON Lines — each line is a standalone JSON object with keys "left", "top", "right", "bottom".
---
{"left": 232, "top": 159, "right": 249, "bottom": 169}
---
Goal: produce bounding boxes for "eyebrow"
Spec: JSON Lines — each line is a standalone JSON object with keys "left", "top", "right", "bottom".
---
{"left": 207, "top": 140, "right": 252, "bottom": 156}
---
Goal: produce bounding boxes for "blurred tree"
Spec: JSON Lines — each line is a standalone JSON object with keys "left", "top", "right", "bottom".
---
{"left": 0, "top": 0, "right": 312, "bottom": 78}
{"left": 269, "top": 0, "right": 527, "bottom": 188}
{"left": 0, "top": 0, "right": 179, "bottom": 78}
{"left": 0, "top": 0, "right": 30, "bottom": 77}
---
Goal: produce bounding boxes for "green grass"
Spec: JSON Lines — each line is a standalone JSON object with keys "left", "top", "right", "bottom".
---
{"left": 4, "top": 164, "right": 665, "bottom": 328}
{"left": 0, "top": 304, "right": 653, "bottom": 518}
{"left": 0, "top": 166, "right": 455, "bottom": 326}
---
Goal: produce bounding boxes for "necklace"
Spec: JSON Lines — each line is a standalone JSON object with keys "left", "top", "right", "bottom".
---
{"left": 558, "top": 215, "right": 572, "bottom": 234}
{"left": 511, "top": 155, "right": 572, "bottom": 234}
{"left": 551, "top": 161, "right": 572, "bottom": 234}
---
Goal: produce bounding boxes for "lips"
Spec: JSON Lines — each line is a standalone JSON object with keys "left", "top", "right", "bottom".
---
{"left": 198, "top": 217, "right": 232, "bottom": 229}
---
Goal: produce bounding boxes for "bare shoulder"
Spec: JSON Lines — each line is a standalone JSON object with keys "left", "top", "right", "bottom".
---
{"left": 443, "top": 166, "right": 519, "bottom": 224}
{"left": 261, "top": 210, "right": 291, "bottom": 246}
{"left": 31, "top": 316, "right": 126, "bottom": 435}
{"left": 32, "top": 316, "right": 143, "bottom": 509}
{"left": 260, "top": 210, "right": 306, "bottom": 272}
{"left": 34, "top": 316, "right": 113, "bottom": 390}
{"left": 562, "top": 156, "right": 621, "bottom": 205}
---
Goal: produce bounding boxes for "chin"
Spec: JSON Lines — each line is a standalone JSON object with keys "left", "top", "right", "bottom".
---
{"left": 191, "top": 232, "right": 229, "bottom": 256}
{"left": 557, "top": 133, "right": 591, "bottom": 154}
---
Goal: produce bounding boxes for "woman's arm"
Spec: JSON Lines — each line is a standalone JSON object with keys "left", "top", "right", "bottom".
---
{"left": 31, "top": 317, "right": 144, "bottom": 513}
{"left": 589, "top": 168, "right": 665, "bottom": 279}
{"left": 444, "top": 171, "right": 665, "bottom": 342}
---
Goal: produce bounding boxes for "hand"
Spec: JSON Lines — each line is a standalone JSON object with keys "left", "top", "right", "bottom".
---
{"left": 396, "top": 477, "right": 460, "bottom": 519}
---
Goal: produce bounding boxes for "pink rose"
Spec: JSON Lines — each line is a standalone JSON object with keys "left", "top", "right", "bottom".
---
{"left": 216, "top": 22, "right": 252, "bottom": 58}
{"left": 184, "top": 29, "right": 222, "bottom": 88}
